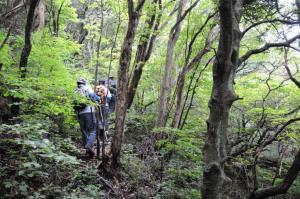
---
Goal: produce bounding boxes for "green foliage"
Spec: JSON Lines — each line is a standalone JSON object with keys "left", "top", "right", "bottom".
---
{"left": 0, "top": 13, "right": 101, "bottom": 198}
{"left": 46, "top": 0, "right": 79, "bottom": 24}
{"left": 288, "top": 177, "right": 300, "bottom": 196}
{"left": 0, "top": 119, "right": 101, "bottom": 199}
{"left": 0, "top": 31, "right": 14, "bottom": 68}
{"left": 153, "top": 126, "right": 203, "bottom": 198}
{"left": 234, "top": 69, "right": 300, "bottom": 127}
{"left": 257, "top": 165, "right": 300, "bottom": 197}
{"left": 120, "top": 144, "right": 159, "bottom": 198}
{"left": 1, "top": 31, "right": 81, "bottom": 132}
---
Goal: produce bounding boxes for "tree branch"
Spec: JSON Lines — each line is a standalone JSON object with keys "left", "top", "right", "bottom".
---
{"left": 171, "top": 0, "right": 200, "bottom": 33}
{"left": 283, "top": 47, "right": 300, "bottom": 88}
{"left": 186, "top": 11, "right": 217, "bottom": 63}
{"left": 242, "top": 19, "right": 299, "bottom": 37}
{"left": 261, "top": 117, "right": 300, "bottom": 148}
{"left": 249, "top": 149, "right": 300, "bottom": 199}
{"left": 136, "top": 0, "right": 146, "bottom": 12}
{"left": 0, "top": 25, "right": 12, "bottom": 50}
{"left": 238, "top": 35, "right": 300, "bottom": 66}
{"left": 286, "top": 66, "right": 300, "bottom": 88}
{"left": 183, "top": 25, "right": 219, "bottom": 76}
{"left": 0, "top": 0, "right": 28, "bottom": 20}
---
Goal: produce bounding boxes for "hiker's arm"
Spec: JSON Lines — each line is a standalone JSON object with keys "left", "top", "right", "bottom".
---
{"left": 107, "top": 90, "right": 112, "bottom": 100}
{"left": 88, "top": 92, "right": 100, "bottom": 102}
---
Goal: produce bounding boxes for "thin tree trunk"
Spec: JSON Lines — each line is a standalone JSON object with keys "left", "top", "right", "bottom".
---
{"left": 54, "top": 0, "right": 64, "bottom": 36}
{"left": 19, "top": 0, "right": 40, "bottom": 78}
{"left": 111, "top": 0, "right": 145, "bottom": 168}
{"left": 179, "top": 56, "right": 214, "bottom": 129}
{"left": 296, "top": 0, "right": 300, "bottom": 46}
{"left": 52, "top": 10, "right": 56, "bottom": 34}
{"left": 126, "top": 0, "right": 162, "bottom": 109}
{"left": 38, "top": 0, "right": 45, "bottom": 30}
{"left": 0, "top": 24, "right": 12, "bottom": 50}
{"left": 107, "top": 0, "right": 121, "bottom": 83}
{"left": 179, "top": 64, "right": 201, "bottom": 128}
{"left": 172, "top": 26, "right": 218, "bottom": 128}
{"left": 94, "top": 0, "right": 104, "bottom": 91}
{"left": 156, "top": 0, "right": 186, "bottom": 128}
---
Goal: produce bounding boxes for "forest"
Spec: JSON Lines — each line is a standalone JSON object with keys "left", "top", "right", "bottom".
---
{"left": 0, "top": 0, "right": 300, "bottom": 198}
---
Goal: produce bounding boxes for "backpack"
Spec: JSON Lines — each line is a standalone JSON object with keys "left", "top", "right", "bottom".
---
{"left": 95, "top": 85, "right": 108, "bottom": 105}
{"left": 73, "top": 86, "right": 88, "bottom": 111}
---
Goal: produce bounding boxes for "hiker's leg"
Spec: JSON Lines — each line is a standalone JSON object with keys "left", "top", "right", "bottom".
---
{"left": 85, "top": 111, "right": 96, "bottom": 150}
{"left": 78, "top": 113, "right": 88, "bottom": 148}
{"left": 102, "top": 105, "right": 109, "bottom": 130}
{"left": 99, "top": 129, "right": 104, "bottom": 141}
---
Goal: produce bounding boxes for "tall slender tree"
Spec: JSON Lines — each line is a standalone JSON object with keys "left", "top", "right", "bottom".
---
{"left": 156, "top": 0, "right": 186, "bottom": 128}
{"left": 126, "top": 0, "right": 162, "bottom": 109}
{"left": 38, "top": 0, "right": 45, "bottom": 30}
{"left": 111, "top": 0, "right": 146, "bottom": 168}
{"left": 172, "top": 25, "right": 218, "bottom": 128}
{"left": 19, "top": 0, "right": 40, "bottom": 78}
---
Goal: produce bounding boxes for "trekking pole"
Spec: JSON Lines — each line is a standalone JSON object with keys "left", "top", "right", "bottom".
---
{"left": 96, "top": 105, "right": 100, "bottom": 157}
{"left": 101, "top": 105, "right": 108, "bottom": 141}
{"left": 99, "top": 105, "right": 106, "bottom": 161}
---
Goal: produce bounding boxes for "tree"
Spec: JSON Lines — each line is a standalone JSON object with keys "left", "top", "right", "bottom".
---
{"left": 203, "top": 0, "right": 300, "bottom": 198}
{"left": 38, "top": 0, "right": 45, "bottom": 30}
{"left": 247, "top": 46, "right": 300, "bottom": 199}
{"left": 155, "top": 0, "right": 187, "bottom": 128}
{"left": 202, "top": 1, "right": 244, "bottom": 198}
{"left": 19, "top": 0, "right": 40, "bottom": 78}
{"left": 126, "top": 0, "right": 162, "bottom": 109}
{"left": 111, "top": 0, "right": 146, "bottom": 168}
{"left": 172, "top": 24, "right": 218, "bottom": 128}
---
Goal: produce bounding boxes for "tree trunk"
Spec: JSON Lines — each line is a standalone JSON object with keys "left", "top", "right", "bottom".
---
{"left": 111, "top": 0, "right": 145, "bottom": 168}
{"left": 172, "top": 26, "right": 218, "bottom": 128}
{"left": 202, "top": 1, "right": 243, "bottom": 198}
{"left": 93, "top": 0, "right": 104, "bottom": 91}
{"left": 107, "top": 1, "right": 121, "bottom": 83}
{"left": 55, "top": 0, "right": 64, "bottom": 36}
{"left": 0, "top": 25, "right": 12, "bottom": 50}
{"left": 156, "top": 0, "right": 186, "bottom": 128}
{"left": 179, "top": 56, "right": 214, "bottom": 129}
{"left": 296, "top": 0, "right": 300, "bottom": 46}
{"left": 38, "top": 0, "right": 45, "bottom": 30}
{"left": 19, "top": 0, "right": 39, "bottom": 78}
{"left": 127, "top": 0, "right": 162, "bottom": 109}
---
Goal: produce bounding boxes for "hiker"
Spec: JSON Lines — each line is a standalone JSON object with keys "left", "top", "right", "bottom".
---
{"left": 74, "top": 78, "right": 99, "bottom": 157}
{"left": 108, "top": 76, "right": 116, "bottom": 113}
{"left": 95, "top": 80, "right": 111, "bottom": 135}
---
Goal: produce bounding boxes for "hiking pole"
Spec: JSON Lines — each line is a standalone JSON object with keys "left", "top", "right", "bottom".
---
{"left": 101, "top": 105, "right": 108, "bottom": 141}
{"left": 99, "top": 105, "right": 106, "bottom": 162}
{"left": 96, "top": 105, "right": 100, "bottom": 157}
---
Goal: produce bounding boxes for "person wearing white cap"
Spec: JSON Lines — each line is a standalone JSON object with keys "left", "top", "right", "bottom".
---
{"left": 75, "top": 77, "right": 100, "bottom": 157}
